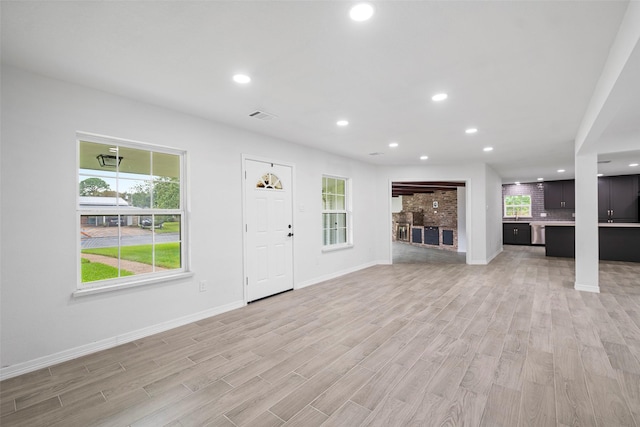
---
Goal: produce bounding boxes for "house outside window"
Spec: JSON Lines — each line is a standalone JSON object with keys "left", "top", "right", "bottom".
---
{"left": 78, "top": 133, "right": 187, "bottom": 291}
{"left": 322, "top": 175, "right": 351, "bottom": 247}
{"left": 504, "top": 194, "right": 532, "bottom": 218}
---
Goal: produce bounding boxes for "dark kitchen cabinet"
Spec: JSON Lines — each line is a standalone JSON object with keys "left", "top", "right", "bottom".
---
{"left": 599, "top": 226, "right": 640, "bottom": 262}
{"left": 544, "top": 225, "right": 640, "bottom": 262}
{"left": 424, "top": 226, "right": 439, "bottom": 245}
{"left": 411, "top": 227, "right": 422, "bottom": 243}
{"left": 544, "top": 180, "right": 575, "bottom": 209}
{"left": 545, "top": 226, "right": 575, "bottom": 258}
{"left": 598, "top": 175, "right": 639, "bottom": 223}
{"left": 443, "top": 230, "right": 454, "bottom": 245}
{"left": 503, "top": 223, "right": 531, "bottom": 245}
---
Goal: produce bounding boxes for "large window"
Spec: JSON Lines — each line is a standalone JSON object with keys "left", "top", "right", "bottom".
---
{"left": 322, "top": 175, "right": 351, "bottom": 247}
{"left": 504, "top": 194, "right": 532, "bottom": 218}
{"left": 78, "top": 133, "right": 187, "bottom": 291}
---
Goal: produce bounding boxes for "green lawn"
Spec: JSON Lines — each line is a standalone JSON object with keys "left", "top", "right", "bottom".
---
{"left": 156, "top": 221, "right": 180, "bottom": 233}
{"left": 82, "top": 242, "right": 181, "bottom": 269}
{"left": 81, "top": 258, "right": 133, "bottom": 282}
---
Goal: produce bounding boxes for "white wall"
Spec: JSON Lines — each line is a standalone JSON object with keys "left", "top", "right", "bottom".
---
{"left": 484, "top": 164, "right": 504, "bottom": 262}
{"left": 457, "top": 188, "right": 467, "bottom": 253}
{"left": 0, "top": 66, "right": 388, "bottom": 376}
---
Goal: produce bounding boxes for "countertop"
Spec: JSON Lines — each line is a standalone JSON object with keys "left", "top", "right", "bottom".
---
{"left": 529, "top": 221, "right": 574, "bottom": 226}
{"left": 505, "top": 221, "right": 640, "bottom": 228}
{"left": 545, "top": 222, "right": 640, "bottom": 228}
{"left": 502, "top": 220, "right": 572, "bottom": 225}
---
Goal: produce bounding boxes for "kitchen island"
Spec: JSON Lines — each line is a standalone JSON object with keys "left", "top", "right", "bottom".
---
{"left": 545, "top": 222, "right": 640, "bottom": 262}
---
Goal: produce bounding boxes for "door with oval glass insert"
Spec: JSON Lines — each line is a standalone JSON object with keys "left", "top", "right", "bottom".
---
{"left": 244, "top": 159, "right": 294, "bottom": 302}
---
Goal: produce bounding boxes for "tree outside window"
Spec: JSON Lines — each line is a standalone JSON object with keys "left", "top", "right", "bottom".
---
{"left": 504, "top": 195, "right": 531, "bottom": 218}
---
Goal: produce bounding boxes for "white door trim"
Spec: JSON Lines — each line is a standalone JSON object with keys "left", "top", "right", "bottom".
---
{"left": 241, "top": 154, "right": 296, "bottom": 304}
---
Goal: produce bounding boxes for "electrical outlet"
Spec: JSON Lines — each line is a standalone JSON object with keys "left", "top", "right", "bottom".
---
{"left": 199, "top": 280, "right": 207, "bottom": 292}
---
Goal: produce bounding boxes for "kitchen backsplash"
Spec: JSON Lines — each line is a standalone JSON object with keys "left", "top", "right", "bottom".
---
{"left": 502, "top": 182, "right": 575, "bottom": 221}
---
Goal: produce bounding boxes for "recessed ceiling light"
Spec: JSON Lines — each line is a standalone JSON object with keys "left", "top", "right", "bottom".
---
{"left": 630, "top": 163, "right": 639, "bottom": 167}
{"left": 232, "top": 74, "right": 251, "bottom": 84}
{"left": 537, "top": 177, "right": 544, "bottom": 181}
{"left": 350, "top": 3, "right": 374, "bottom": 21}
{"left": 336, "top": 120, "right": 349, "bottom": 126}
{"left": 483, "top": 147, "right": 493, "bottom": 152}
{"left": 432, "top": 93, "right": 448, "bottom": 102}
{"left": 465, "top": 128, "right": 478, "bottom": 134}
{"left": 388, "top": 142, "right": 399, "bottom": 148}
{"left": 557, "top": 169, "right": 565, "bottom": 173}
{"left": 515, "top": 182, "right": 521, "bottom": 185}
{"left": 420, "top": 155, "right": 429, "bottom": 160}
{"left": 597, "top": 173, "right": 604, "bottom": 177}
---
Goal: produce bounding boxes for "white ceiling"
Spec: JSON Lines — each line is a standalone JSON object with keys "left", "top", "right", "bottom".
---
{"left": 2, "top": 1, "right": 639, "bottom": 183}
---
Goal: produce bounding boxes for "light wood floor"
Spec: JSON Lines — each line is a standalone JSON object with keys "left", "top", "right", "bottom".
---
{"left": 392, "top": 242, "right": 467, "bottom": 265}
{"left": 2, "top": 246, "right": 640, "bottom": 426}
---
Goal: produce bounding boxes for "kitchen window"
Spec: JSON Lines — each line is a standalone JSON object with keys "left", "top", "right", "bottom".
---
{"left": 77, "top": 133, "right": 189, "bottom": 295}
{"left": 322, "top": 175, "right": 352, "bottom": 248}
{"left": 504, "top": 194, "right": 532, "bottom": 218}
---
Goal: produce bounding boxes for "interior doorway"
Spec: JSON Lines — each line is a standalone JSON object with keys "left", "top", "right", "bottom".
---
{"left": 391, "top": 181, "right": 467, "bottom": 264}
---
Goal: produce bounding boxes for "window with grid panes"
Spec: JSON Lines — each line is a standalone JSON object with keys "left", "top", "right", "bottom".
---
{"left": 77, "top": 133, "right": 188, "bottom": 293}
{"left": 322, "top": 176, "right": 351, "bottom": 247}
{"left": 504, "top": 194, "right": 532, "bottom": 218}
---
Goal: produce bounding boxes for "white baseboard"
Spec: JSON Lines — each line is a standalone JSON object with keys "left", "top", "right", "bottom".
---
{"left": 487, "top": 247, "right": 503, "bottom": 264}
{"left": 469, "top": 247, "right": 503, "bottom": 265}
{"left": 0, "top": 300, "right": 245, "bottom": 381}
{"left": 574, "top": 282, "right": 600, "bottom": 293}
{"left": 296, "top": 260, "right": 387, "bottom": 290}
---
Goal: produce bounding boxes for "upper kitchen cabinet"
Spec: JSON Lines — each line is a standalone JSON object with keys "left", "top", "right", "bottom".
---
{"left": 598, "top": 175, "right": 639, "bottom": 223}
{"left": 544, "top": 179, "right": 575, "bottom": 209}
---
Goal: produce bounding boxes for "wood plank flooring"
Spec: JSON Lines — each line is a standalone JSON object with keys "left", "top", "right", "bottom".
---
{"left": 2, "top": 245, "right": 640, "bottom": 426}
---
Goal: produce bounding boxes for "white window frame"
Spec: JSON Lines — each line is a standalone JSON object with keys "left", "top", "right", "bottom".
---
{"left": 75, "top": 132, "right": 191, "bottom": 296}
{"left": 322, "top": 175, "right": 353, "bottom": 251}
{"left": 503, "top": 194, "right": 532, "bottom": 218}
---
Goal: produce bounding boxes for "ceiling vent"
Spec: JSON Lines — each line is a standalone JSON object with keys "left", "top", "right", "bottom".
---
{"left": 597, "top": 160, "right": 611, "bottom": 164}
{"left": 249, "top": 110, "right": 277, "bottom": 121}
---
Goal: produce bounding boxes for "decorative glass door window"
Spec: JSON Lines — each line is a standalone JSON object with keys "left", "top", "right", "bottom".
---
{"left": 256, "top": 173, "right": 282, "bottom": 189}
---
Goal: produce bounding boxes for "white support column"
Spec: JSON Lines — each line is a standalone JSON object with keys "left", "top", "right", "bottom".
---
{"left": 574, "top": 152, "right": 599, "bottom": 293}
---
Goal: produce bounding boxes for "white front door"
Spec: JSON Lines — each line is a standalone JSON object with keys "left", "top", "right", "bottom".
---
{"left": 244, "top": 159, "right": 294, "bottom": 302}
